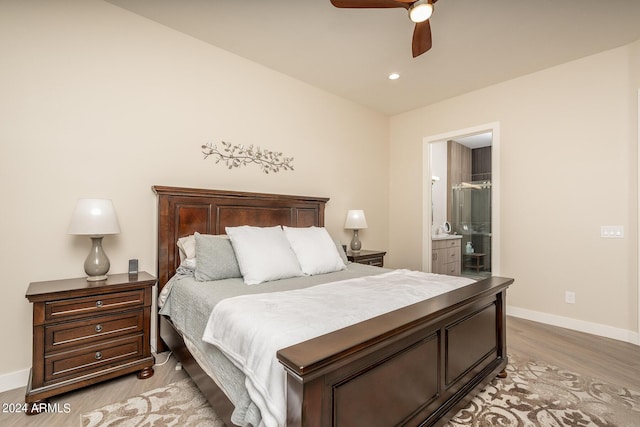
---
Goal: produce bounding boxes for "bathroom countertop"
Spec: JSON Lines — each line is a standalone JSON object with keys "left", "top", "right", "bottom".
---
{"left": 432, "top": 234, "right": 463, "bottom": 240}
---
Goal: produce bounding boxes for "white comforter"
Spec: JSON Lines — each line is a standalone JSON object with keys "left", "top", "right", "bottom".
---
{"left": 201, "top": 269, "right": 473, "bottom": 427}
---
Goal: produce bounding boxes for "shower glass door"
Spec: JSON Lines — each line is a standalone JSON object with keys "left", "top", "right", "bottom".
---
{"left": 451, "top": 181, "right": 492, "bottom": 275}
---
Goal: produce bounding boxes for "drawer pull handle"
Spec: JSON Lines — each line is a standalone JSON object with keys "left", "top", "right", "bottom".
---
{"left": 95, "top": 351, "right": 103, "bottom": 360}
{"left": 96, "top": 300, "right": 103, "bottom": 308}
{"left": 95, "top": 324, "right": 103, "bottom": 333}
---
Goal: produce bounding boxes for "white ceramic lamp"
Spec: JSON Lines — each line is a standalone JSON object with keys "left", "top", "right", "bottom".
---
{"left": 68, "top": 199, "right": 121, "bottom": 281}
{"left": 344, "top": 210, "right": 368, "bottom": 253}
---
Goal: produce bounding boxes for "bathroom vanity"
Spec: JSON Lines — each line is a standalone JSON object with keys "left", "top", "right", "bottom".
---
{"left": 432, "top": 235, "right": 462, "bottom": 276}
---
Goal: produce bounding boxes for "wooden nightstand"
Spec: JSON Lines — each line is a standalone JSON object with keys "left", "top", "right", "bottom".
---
{"left": 24, "top": 272, "right": 156, "bottom": 414}
{"left": 347, "top": 250, "right": 387, "bottom": 267}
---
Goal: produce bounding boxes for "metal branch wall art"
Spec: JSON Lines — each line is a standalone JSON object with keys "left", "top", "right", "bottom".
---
{"left": 202, "top": 141, "right": 294, "bottom": 174}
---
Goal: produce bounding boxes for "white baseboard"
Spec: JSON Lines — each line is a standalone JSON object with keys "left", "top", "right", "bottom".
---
{"left": 508, "top": 306, "right": 640, "bottom": 346}
{"left": 0, "top": 368, "right": 29, "bottom": 394}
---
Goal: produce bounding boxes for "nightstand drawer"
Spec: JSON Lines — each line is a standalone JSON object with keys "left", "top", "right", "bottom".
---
{"left": 45, "top": 289, "right": 146, "bottom": 322}
{"left": 45, "top": 310, "right": 144, "bottom": 352}
{"left": 347, "top": 250, "right": 386, "bottom": 268}
{"left": 44, "top": 334, "right": 144, "bottom": 384}
{"left": 358, "top": 256, "right": 384, "bottom": 267}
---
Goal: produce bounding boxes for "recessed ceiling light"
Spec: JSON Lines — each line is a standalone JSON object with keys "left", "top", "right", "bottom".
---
{"left": 388, "top": 73, "right": 400, "bottom": 80}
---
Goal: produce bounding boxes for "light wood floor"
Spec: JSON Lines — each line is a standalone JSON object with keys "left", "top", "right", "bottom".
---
{"left": 507, "top": 316, "right": 640, "bottom": 390}
{"left": 0, "top": 351, "right": 188, "bottom": 427}
{"left": 1, "top": 317, "right": 638, "bottom": 426}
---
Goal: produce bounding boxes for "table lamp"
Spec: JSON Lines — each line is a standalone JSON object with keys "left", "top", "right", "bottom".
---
{"left": 344, "top": 209, "right": 368, "bottom": 253}
{"left": 68, "top": 199, "right": 121, "bottom": 281}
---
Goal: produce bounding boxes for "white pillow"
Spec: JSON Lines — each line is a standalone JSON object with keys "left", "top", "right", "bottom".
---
{"left": 177, "top": 235, "right": 196, "bottom": 261}
{"left": 177, "top": 235, "right": 197, "bottom": 270}
{"left": 225, "top": 225, "right": 303, "bottom": 285}
{"left": 283, "top": 226, "right": 346, "bottom": 275}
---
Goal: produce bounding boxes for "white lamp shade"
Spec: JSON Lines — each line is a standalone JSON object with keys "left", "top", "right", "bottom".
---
{"left": 68, "top": 199, "right": 121, "bottom": 236}
{"left": 344, "top": 210, "right": 368, "bottom": 230}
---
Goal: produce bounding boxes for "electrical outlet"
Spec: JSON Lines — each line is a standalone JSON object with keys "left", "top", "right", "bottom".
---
{"left": 565, "top": 291, "right": 576, "bottom": 304}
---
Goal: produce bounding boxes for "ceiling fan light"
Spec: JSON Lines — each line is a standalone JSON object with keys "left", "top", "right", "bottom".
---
{"left": 409, "top": 2, "right": 433, "bottom": 23}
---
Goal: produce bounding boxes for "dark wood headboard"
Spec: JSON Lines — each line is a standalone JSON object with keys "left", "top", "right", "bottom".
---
{"left": 153, "top": 186, "right": 329, "bottom": 290}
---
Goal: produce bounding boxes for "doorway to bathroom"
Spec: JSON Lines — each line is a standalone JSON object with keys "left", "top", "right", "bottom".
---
{"left": 422, "top": 122, "right": 501, "bottom": 279}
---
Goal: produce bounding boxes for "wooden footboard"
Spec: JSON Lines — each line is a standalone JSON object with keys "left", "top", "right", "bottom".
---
{"left": 277, "top": 276, "right": 513, "bottom": 427}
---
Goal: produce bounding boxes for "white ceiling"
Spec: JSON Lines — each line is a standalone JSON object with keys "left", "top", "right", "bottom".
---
{"left": 105, "top": 0, "right": 640, "bottom": 116}
{"left": 454, "top": 133, "right": 492, "bottom": 149}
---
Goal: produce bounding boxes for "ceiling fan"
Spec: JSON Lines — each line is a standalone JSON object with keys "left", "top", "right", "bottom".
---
{"left": 330, "top": 0, "right": 439, "bottom": 57}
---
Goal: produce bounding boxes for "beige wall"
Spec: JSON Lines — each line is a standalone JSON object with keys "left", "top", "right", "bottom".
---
{"left": 389, "top": 43, "right": 639, "bottom": 338}
{"left": 0, "top": 0, "right": 389, "bottom": 379}
{"left": 631, "top": 39, "right": 640, "bottom": 339}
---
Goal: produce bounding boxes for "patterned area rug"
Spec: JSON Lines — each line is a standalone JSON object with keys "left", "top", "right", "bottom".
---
{"left": 449, "top": 352, "right": 640, "bottom": 427}
{"left": 81, "top": 378, "right": 223, "bottom": 427}
{"left": 81, "top": 353, "right": 640, "bottom": 426}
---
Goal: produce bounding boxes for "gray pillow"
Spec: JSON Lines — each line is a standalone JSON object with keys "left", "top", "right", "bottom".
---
{"left": 194, "top": 232, "right": 242, "bottom": 281}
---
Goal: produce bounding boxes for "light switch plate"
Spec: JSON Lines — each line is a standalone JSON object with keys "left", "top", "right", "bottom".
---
{"left": 601, "top": 226, "right": 624, "bottom": 238}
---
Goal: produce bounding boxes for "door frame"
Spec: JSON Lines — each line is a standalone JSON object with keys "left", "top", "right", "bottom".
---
{"left": 422, "top": 122, "right": 501, "bottom": 274}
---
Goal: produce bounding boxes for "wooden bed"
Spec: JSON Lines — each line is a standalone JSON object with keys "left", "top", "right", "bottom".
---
{"left": 153, "top": 185, "right": 514, "bottom": 427}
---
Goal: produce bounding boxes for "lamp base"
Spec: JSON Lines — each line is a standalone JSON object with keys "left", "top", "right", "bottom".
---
{"left": 84, "top": 236, "right": 111, "bottom": 281}
{"left": 350, "top": 229, "right": 362, "bottom": 253}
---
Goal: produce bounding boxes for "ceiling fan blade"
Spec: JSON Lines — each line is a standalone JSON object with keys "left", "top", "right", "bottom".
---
{"left": 330, "top": 0, "right": 411, "bottom": 9}
{"left": 412, "top": 19, "right": 432, "bottom": 57}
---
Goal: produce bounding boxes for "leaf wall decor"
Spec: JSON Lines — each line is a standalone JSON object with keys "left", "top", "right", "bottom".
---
{"left": 202, "top": 141, "right": 294, "bottom": 174}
